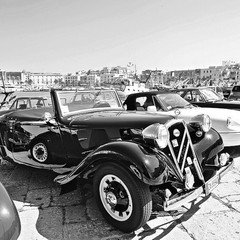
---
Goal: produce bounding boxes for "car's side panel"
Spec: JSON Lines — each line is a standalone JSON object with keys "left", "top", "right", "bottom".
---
{"left": 0, "top": 119, "right": 67, "bottom": 169}
{"left": 55, "top": 140, "right": 169, "bottom": 186}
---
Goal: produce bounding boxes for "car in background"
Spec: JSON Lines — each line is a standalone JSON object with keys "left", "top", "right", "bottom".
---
{"left": 228, "top": 85, "right": 240, "bottom": 100}
{"left": 8, "top": 96, "right": 51, "bottom": 110}
{"left": 0, "top": 88, "right": 233, "bottom": 232}
{"left": 174, "top": 87, "right": 240, "bottom": 110}
{"left": 0, "top": 181, "right": 21, "bottom": 239}
{"left": 0, "top": 92, "right": 51, "bottom": 111}
{"left": 222, "top": 86, "right": 233, "bottom": 98}
{"left": 206, "top": 86, "right": 224, "bottom": 99}
{"left": 123, "top": 91, "right": 240, "bottom": 152}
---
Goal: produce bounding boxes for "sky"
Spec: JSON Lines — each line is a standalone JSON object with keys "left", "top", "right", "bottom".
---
{"left": 1, "top": 0, "right": 240, "bottom": 74}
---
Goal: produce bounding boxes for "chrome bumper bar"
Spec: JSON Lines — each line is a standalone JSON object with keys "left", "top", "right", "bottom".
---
{"left": 164, "top": 158, "right": 234, "bottom": 211}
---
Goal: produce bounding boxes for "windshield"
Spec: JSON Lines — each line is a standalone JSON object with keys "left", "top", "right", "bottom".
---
{"left": 56, "top": 89, "right": 123, "bottom": 116}
{"left": 200, "top": 88, "right": 221, "bottom": 101}
{"left": 156, "top": 93, "right": 191, "bottom": 110}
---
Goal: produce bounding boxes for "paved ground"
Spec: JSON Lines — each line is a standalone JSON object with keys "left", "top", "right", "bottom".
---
{"left": 0, "top": 157, "right": 240, "bottom": 240}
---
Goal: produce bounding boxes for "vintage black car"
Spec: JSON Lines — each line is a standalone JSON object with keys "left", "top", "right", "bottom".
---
{"left": 0, "top": 89, "right": 234, "bottom": 233}
{"left": 174, "top": 87, "right": 240, "bottom": 110}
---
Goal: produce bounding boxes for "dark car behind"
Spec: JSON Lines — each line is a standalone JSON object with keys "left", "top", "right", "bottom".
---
{"left": 228, "top": 85, "right": 240, "bottom": 100}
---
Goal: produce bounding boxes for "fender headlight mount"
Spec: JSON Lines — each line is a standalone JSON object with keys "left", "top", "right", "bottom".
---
{"left": 142, "top": 123, "right": 169, "bottom": 149}
{"left": 189, "top": 114, "right": 212, "bottom": 133}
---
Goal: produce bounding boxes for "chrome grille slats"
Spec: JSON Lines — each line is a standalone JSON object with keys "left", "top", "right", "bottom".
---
{"left": 165, "top": 119, "right": 205, "bottom": 183}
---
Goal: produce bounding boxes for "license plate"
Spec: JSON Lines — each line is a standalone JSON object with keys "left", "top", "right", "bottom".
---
{"left": 205, "top": 175, "right": 220, "bottom": 195}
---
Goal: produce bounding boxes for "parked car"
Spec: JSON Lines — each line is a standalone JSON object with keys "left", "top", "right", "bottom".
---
{"left": 174, "top": 87, "right": 240, "bottom": 110}
{"left": 228, "top": 85, "right": 240, "bottom": 100}
{"left": 123, "top": 91, "right": 240, "bottom": 152}
{"left": 222, "top": 86, "right": 233, "bottom": 98}
{"left": 8, "top": 96, "right": 51, "bottom": 110}
{"left": 0, "top": 89, "right": 233, "bottom": 233}
{"left": 0, "top": 181, "right": 21, "bottom": 239}
{"left": 0, "top": 92, "right": 51, "bottom": 111}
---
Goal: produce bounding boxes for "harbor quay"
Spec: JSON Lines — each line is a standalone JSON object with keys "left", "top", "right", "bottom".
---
{"left": 0, "top": 156, "right": 240, "bottom": 240}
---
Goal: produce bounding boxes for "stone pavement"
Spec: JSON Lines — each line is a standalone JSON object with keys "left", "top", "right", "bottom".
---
{"left": 0, "top": 158, "right": 240, "bottom": 240}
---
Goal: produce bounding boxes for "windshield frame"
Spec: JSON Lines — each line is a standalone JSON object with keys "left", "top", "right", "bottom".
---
{"left": 199, "top": 88, "right": 222, "bottom": 102}
{"left": 55, "top": 89, "right": 124, "bottom": 117}
{"left": 156, "top": 93, "right": 192, "bottom": 111}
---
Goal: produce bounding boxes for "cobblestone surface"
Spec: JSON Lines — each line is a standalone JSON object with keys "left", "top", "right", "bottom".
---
{"left": 0, "top": 158, "right": 240, "bottom": 240}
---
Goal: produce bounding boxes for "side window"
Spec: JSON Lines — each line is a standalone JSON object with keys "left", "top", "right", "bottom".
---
{"left": 135, "top": 97, "right": 147, "bottom": 110}
{"left": 183, "top": 91, "right": 193, "bottom": 101}
{"left": 10, "top": 100, "right": 17, "bottom": 109}
{"left": 17, "top": 99, "right": 28, "bottom": 109}
{"left": 192, "top": 91, "right": 202, "bottom": 102}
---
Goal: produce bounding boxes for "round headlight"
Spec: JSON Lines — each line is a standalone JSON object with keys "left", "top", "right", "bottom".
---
{"left": 156, "top": 124, "right": 169, "bottom": 148}
{"left": 202, "top": 114, "right": 212, "bottom": 132}
{"left": 142, "top": 123, "right": 169, "bottom": 149}
{"left": 189, "top": 114, "right": 212, "bottom": 133}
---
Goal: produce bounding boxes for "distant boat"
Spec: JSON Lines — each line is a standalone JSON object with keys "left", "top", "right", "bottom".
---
{"left": 123, "top": 82, "right": 149, "bottom": 95}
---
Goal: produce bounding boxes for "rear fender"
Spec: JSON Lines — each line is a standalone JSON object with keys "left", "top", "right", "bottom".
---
{"left": 55, "top": 141, "right": 168, "bottom": 186}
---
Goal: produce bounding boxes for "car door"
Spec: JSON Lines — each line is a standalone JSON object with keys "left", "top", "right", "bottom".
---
{"left": 8, "top": 109, "right": 67, "bottom": 169}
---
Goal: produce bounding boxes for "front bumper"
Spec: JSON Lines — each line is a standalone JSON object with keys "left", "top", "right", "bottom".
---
{"left": 163, "top": 157, "right": 234, "bottom": 211}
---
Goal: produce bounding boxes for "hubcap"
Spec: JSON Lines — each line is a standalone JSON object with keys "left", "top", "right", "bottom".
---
{"left": 99, "top": 174, "right": 133, "bottom": 221}
{"left": 106, "top": 192, "right": 117, "bottom": 206}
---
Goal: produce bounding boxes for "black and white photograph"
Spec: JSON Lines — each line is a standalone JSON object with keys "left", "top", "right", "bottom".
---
{"left": 1, "top": 0, "right": 240, "bottom": 239}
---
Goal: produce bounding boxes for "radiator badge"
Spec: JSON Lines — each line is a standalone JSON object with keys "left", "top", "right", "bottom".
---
{"left": 173, "top": 129, "right": 180, "bottom": 137}
{"left": 172, "top": 139, "right": 178, "bottom": 147}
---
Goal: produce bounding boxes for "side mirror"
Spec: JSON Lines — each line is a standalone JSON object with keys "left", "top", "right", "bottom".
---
{"left": 43, "top": 112, "right": 52, "bottom": 121}
{"left": 43, "top": 112, "right": 56, "bottom": 125}
{"left": 147, "top": 106, "right": 157, "bottom": 112}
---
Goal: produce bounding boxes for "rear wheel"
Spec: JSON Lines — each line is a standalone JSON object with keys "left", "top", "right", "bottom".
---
{"left": 93, "top": 164, "right": 152, "bottom": 233}
{"left": 30, "top": 140, "right": 51, "bottom": 163}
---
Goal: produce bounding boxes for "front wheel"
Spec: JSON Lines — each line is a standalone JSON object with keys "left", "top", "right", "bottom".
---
{"left": 93, "top": 164, "right": 152, "bottom": 233}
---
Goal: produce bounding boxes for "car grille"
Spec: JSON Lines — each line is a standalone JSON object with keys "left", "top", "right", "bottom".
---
{"left": 165, "top": 119, "right": 205, "bottom": 183}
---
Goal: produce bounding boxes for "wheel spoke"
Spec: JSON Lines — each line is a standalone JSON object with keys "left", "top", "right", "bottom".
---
{"left": 99, "top": 174, "right": 133, "bottom": 221}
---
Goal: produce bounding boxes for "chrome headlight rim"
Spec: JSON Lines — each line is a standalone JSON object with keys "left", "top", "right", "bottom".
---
{"left": 142, "top": 123, "right": 169, "bottom": 149}
{"left": 189, "top": 114, "right": 212, "bottom": 133}
{"left": 202, "top": 114, "right": 212, "bottom": 132}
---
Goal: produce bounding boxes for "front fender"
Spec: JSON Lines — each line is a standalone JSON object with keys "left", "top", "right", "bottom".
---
{"left": 55, "top": 141, "right": 168, "bottom": 186}
{"left": 192, "top": 128, "right": 224, "bottom": 164}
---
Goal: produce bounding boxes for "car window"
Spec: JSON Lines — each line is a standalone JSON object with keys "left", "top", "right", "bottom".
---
{"left": 135, "top": 97, "right": 147, "bottom": 109}
{"left": 200, "top": 88, "right": 220, "bottom": 101}
{"left": 183, "top": 91, "right": 193, "bottom": 101}
{"left": 17, "top": 99, "right": 29, "bottom": 109}
{"left": 157, "top": 93, "right": 190, "bottom": 110}
{"left": 232, "top": 86, "right": 240, "bottom": 92}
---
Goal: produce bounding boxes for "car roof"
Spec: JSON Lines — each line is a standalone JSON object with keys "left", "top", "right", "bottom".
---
{"left": 175, "top": 87, "right": 214, "bottom": 91}
{"left": 127, "top": 90, "right": 171, "bottom": 97}
{"left": 14, "top": 97, "right": 45, "bottom": 100}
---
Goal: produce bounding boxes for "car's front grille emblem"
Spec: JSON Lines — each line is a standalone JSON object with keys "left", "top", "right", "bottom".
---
{"left": 173, "top": 129, "right": 180, "bottom": 137}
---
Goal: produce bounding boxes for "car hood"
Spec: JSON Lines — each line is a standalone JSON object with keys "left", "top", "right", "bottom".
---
{"left": 69, "top": 110, "right": 174, "bottom": 128}
{"left": 169, "top": 107, "right": 240, "bottom": 132}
